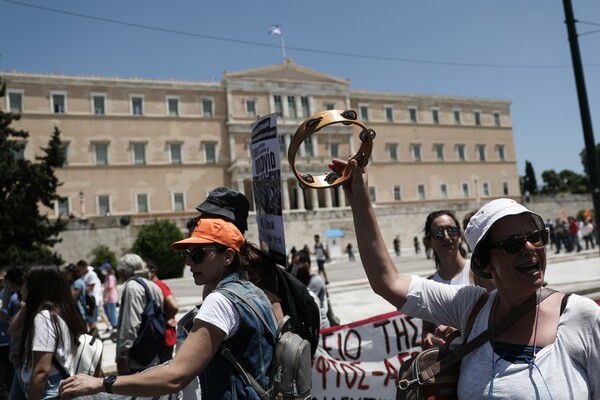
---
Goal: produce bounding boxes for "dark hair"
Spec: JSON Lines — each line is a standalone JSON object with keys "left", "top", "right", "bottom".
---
{"left": 17, "top": 264, "right": 87, "bottom": 368}
{"left": 186, "top": 216, "right": 201, "bottom": 237}
{"left": 296, "top": 265, "right": 311, "bottom": 286}
{"left": 293, "top": 250, "right": 311, "bottom": 266}
{"left": 424, "top": 210, "right": 467, "bottom": 268}
{"left": 6, "top": 264, "right": 27, "bottom": 288}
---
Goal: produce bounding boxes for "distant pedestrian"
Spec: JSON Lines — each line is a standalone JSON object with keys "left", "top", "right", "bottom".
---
{"left": 581, "top": 220, "right": 595, "bottom": 250}
{"left": 568, "top": 216, "right": 582, "bottom": 252}
{"left": 346, "top": 242, "right": 355, "bottom": 262}
{"left": 413, "top": 236, "right": 420, "bottom": 254}
{"left": 314, "top": 234, "right": 330, "bottom": 284}
{"left": 65, "top": 263, "right": 86, "bottom": 320}
{"left": 78, "top": 260, "right": 102, "bottom": 337}
{"left": 293, "top": 250, "right": 330, "bottom": 329}
{"left": 146, "top": 260, "right": 179, "bottom": 363}
{"left": 393, "top": 236, "right": 401, "bottom": 257}
{"left": 100, "top": 263, "right": 118, "bottom": 332}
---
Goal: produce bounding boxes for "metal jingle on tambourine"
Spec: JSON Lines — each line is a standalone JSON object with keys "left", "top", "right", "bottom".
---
{"left": 288, "top": 109, "right": 375, "bottom": 189}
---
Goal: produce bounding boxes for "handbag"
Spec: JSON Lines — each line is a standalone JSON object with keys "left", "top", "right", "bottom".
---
{"left": 396, "top": 288, "right": 555, "bottom": 400}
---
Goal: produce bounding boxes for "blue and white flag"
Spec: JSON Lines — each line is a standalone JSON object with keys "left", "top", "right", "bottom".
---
{"left": 268, "top": 24, "right": 282, "bottom": 36}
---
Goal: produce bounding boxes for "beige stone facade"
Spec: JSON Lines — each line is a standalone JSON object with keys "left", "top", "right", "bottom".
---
{"left": 2, "top": 60, "right": 518, "bottom": 245}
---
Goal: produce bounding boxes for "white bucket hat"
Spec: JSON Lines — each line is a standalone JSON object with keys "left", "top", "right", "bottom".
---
{"left": 465, "top": 198, "right": 544, "bottom": 278}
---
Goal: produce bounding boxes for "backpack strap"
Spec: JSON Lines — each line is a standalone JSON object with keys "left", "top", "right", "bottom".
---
{"left": 218, "top": 286, "right": 277, "bottom": 339}
{"left": 414, "top": 287, "right": 555, "bottom": 384}
{"left": 439, "top": 291, "right": 489, "bottom": 348}
{"left": 130, "top": 276, "right": 155, "bottom": 304}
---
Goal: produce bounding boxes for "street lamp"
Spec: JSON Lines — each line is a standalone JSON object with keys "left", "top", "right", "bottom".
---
{"left": 79, "top": 191, "right": 85, "bottom": 218}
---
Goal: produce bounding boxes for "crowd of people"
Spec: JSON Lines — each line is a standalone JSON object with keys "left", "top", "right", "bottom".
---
{"left": 1, "top": 174, "right": 597, "bottom": 399}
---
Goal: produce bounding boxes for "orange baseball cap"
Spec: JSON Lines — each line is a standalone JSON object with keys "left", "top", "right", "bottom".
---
{"left": 171, "top": 218, "right": 244, "bottom": 251}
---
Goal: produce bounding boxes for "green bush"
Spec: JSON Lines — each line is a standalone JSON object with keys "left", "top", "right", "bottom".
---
{"left": 89, "top": 245, "right": 118, "bottom": 270}
{"left": 131, "top": 220, "right": 185, "bottom": 279}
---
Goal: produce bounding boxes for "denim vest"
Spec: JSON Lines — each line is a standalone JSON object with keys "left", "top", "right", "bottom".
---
{"left": 199, "top": 272, "right": 277, "bottom": 399}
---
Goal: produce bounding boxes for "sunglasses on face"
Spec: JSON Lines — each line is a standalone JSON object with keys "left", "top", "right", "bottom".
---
{"left": 182, "top": 247, "right": 215, "bottom": 264}
{"left": 490, "top": 229, "right": 549, "bottom": 254}
{"left": 430, "top": 226, "right": 461, "bottom": 240}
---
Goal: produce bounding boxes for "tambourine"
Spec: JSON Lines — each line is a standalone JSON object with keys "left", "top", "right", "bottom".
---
{"left": 288, "top": 109, "right": 376, "bottom": 189}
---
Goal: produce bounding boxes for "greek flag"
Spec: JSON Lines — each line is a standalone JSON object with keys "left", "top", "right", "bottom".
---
{"left": 268, "top": 24, "right": 282, "bottom": 36}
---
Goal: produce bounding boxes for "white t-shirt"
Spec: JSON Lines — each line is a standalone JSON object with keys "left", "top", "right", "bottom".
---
{"left": 401, "top": 276, "right": 600, "bottom": 399}
{"left": 84, "top": 267, "right": 103, "bottom": 305}
{"left": 430, "top": 259, "right": 471, "bottom": 286}
{"left": 196, "top": 292, "right": 240, "bottom": 340}
{"left": 20, "top": 310, "right": 74, "bottom": 384}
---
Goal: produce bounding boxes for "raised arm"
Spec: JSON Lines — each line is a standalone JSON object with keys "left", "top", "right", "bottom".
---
{"left": 330, "top": 159, "right": 411, "bottom": 308}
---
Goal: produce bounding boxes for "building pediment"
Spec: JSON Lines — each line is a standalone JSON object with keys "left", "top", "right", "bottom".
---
{"left": 223, "top": 59, "right": 349, "bottom": 86}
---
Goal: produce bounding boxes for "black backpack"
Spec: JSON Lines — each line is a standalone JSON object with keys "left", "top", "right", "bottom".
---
{"left": 273, "top": 265, "right": 321, "bottom": 356}
{"left": 127, "top": 277, "right": 166, "bottom": 365}
{"left": 84, "top": 292, "right": 96, "bottom": 318}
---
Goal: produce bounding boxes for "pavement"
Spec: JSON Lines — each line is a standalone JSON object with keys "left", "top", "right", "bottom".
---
{"left": 97, "top": 247, "right": 600, "bottom": 374}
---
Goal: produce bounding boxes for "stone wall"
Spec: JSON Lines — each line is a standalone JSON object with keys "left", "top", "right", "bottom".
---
{"left": 54, "top": 194, "right": 594, "bottom": 264}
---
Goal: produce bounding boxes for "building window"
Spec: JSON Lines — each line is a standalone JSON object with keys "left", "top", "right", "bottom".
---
{"left": 97, "top": 195, "right": 111, "bottom": 216}
{"left": 388, "top": 143, "right": 398, "bottom": 161}
{"left": 453, "top": 109, "right": 461, "bottom": 125}
{"left": 456, "top": 144, "right": 466, "bottom": 161}
{"left": 502, "top": 182, "right": 509, "bottom": 195}
{"left": 417, "top": 184, "right": 426, "bottom": 200}
{"left": 368, "top": 186, "right": 377, "bottom": 202}
{"left": 91, "top": 94, "right": 105, "bottom": 115}
{"left": 461, "top": 182, "right": 470, "bottom": 198}
{"left": 93, "top": 143, "right": 108, "bottom": 165}
{"left": 203, "top": 142, "right": 217, "bottom": 164}
{"left": 434, "top": 144, "right": 444, "bottom": 161}
{"left": 496, "top": 144, "right": 505, "bottom": 161}
{"left": 61, "top": 142, "right": 70, "bottom": 165}
{"left": 8, "top": 91, "right": 23, "bottom": 113}
{"left": 132, "top": 143, "right": 146, "bottom": 164}
{"left": 409, "top": 107, "right": 417, "bottom": 123}
{"left": 359, "top": 105, "right": 369, "bottom": 122}
{"left": 474, "top": 111, "right": 481, "bottom": 126}
{"left": 301, "top": 96, "right": 310, "bottom": 117}
{"left": 393, "top": 185, "right": 402, "bottom": 201}
{"left": 202, "top": 98, "right": 213, "bottom": 118}
{"left": 385, "top": 106, "right": 394, "bottom": 122}
{"left": 56, "top": 197, "right": 70, "bottom": 217}
{"left": 136, "top": 194, "right": 149, "bottom": 213}
{"left": 432, "top": 108, "right": 439, "bottom": 125}
{"left": 482, "top": 182, "right": 491, "bottom": 196}
{"left": 329, "top": 142, "right": 340, "bottom": 158}
{"left": 169, "top": 143, "right": 182, "bottom": 164}
{"left": 173, "top": 192, "right": 185, "bottom": 211}
{"left": 12, "top": 141, "right": 26, "bottom": 160}
{"left": 287, "top": 96, "right": 297, "bottom": 119}
{"left": 411, "top": 143, "right": 422, "bottom": 161}
{"left": 278, "top": 135, "right": 286, "bottom": 156}
{"left": 168, "top": 97, "right": 179, "bottom": 116}
{"left": 494, "top": 112, "right": 501, "bottom": 127}
{"left": 440, "top": 183, "right": 448, "bottom": 199}
{"left": 273, "top": 95, "right": 283, "bottom": 117}
{"left": 304, "top": 136, "right": 314, "bottom": 157}
{"left": 246, "top": 99, "right": 257, "bottom": 118}
{"left": 476, "top": 144, "right": 486, "bottom": 161}
{"left": 131, "top": 96, "right": 144, "bottom": 116}
{"left": 324, "top": 102, "right": 335, "bottom": 110}
{"left": 51, "top": 93, "right": 66, "bottom": 114}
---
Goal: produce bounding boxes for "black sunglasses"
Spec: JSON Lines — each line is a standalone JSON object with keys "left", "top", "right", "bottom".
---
{"left": 490, "top": 229, "right": 549, "bottom": 254}
{"left": 182, "top": 247, "right": 215, "bottom": 264}
{"left": 430, "top": 226, "right": 461, "bottom": 240}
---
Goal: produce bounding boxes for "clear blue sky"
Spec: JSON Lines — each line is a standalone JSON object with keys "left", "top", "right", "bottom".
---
{"left": 2, "top": 0, "right": 600, "bottom": 182}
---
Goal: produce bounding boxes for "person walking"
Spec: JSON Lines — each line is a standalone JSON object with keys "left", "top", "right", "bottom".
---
{"left": 293, "top": 250, "right": 330, "bottom": 329}
{"left": 393, "top": 235, "right": 401, "bottom": 256}
{"left": 329, "top": 158, "right": 600, "bottom": 398}
{"left": 115, "top": 254, "right": 164, "bottom": 375}
{"left": 60, "top": 218, "right": 278, "bottom": 399}
{"left": 100, "top": 263, "right": 118, "bottom": 333}
{"left": 313, "top": 234, "right": 330, "bottom": 284}
{"left": 346, "top": 242, "right": 355, "bottom": 262}
{"left": 8, "top": 265, "right": 87, "bottom": 399}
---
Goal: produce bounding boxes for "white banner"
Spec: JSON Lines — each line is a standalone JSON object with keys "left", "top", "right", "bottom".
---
{"left": 311, "top": 311, "right": 423, "bottom": 400}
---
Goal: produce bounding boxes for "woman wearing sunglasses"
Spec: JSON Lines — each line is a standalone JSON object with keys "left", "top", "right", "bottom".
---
{"left": 329, "top": 158, "right": 599, "bottom": 398}
{"left": 60, "top": 218, "right": 277, "bottom": 399}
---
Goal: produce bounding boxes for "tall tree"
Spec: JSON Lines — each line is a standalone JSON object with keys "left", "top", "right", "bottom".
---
{"left": 522, "top": 160, "right": 538, "bottom": 194}
{"left": 0, "top": 79, "right": 67, "bottom": 266}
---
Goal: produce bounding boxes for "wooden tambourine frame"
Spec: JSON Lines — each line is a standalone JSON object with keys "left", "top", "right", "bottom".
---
{"left": 288, "top": 109, "right": 376, "bottom": 189}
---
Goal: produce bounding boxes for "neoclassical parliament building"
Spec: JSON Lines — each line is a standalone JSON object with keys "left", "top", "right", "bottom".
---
{"left": 2, "top": 60, "right": 519, "bottom": 254}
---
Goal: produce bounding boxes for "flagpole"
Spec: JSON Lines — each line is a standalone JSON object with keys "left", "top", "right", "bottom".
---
{"left": 280, "top": 33, "right": 287, "bottom": 61}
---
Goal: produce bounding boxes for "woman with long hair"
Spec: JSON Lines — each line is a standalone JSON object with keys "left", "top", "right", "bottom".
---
{"left": 8, "top": 264, "right": 87, "bottom": 399}
{"left": 60, "top": 218, "right": 277, "bottom": 399}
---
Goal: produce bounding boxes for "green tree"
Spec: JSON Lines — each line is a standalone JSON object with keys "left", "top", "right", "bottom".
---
{"left": 540, "top": 169, "right": 561, "bottom": 194}
{"left": 0, "top": 79, "right": 66, "bottom": 266}
{"left": 559, "top": 169, "right": 589, "bottom": 194}
{"left": 130, "top": 220, "right": 184, "bottom": 279}
{"left": 579, "top": 142, "right": 600, "bottom": 176}
{"left": 522, "top": 160, "right": 538, "bottom": 195}
{"left": 89, "top": 245, "right": 118, "bottom": 270}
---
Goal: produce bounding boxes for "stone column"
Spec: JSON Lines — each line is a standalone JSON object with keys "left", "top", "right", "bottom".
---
{"left": 236, "top": 179, "right": 245, "bottom": 195}
{"left": 337, "top": 186, "right": 346, "bottom": 207}
{"left": 325, "top": 188, "right": 333, "bottom": 208}
{"left": 311, "top": 189, "right": 319, "bottom": 210}
{"left": 296, "top": 186, "right": 305, "bottom": 210}
{"left": 282, "top": 179, "right": 290, "bottom": 211}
